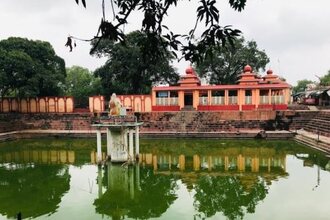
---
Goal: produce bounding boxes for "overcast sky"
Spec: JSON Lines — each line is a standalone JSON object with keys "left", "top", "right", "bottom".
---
{"left": 1, "top": 0, "right": 330, "bottom": 86}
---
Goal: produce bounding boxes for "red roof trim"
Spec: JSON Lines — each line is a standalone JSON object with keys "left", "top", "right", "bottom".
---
{"left": 153, "top": 83, "right": 291, "bottom": 91}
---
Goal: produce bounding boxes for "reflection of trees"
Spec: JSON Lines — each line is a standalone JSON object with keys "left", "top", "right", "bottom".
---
{"left": 194, "top": 175, "right": 268, "bottom": 219}
{"left": 0, "top": 164, "right": 70, "bottom": 219}
{"left": 94, "top": 165, "right": 178, "bottom": 219}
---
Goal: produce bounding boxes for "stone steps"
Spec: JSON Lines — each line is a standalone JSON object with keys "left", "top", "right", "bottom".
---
{"left": 302, "top": 111, "right": 330, "bottom": 137}
{"left": 295, "top": 134, "right": 330, "bottom": 154}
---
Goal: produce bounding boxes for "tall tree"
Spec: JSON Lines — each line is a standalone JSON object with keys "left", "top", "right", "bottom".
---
{"left": 72, "top": 0, "right": 247, "bottom": 64}
{"left": 0, "top": 37, "right": 66, "bottom": 97}
{"left": 64, "top": 66, "right": 102, "bottom": 107}
{"left": 319, "top": 70, "right": 330, "bottom": 86}
{"left": 195, "top": 37, "right": 269, "bottom": 84}
{"left": 293, "top": 79, "right": 314, "bottom": 94}
{"left": 91, "top": 31, "right": 179, "bottom": 95}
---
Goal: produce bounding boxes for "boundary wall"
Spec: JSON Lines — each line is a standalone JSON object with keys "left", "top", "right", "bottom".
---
{"left": 0, "top": 97, "right": 74, "bottom": 113}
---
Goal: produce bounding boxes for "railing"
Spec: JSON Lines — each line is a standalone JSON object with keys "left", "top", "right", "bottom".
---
{"left": 245, "top": 96, "right": 252, "bottom": 104}
{"left": 211, "top": 96, "right": 225, "bottom": 105}
{"left": 170, "top": 97, "right": 178, "bottom": 105}
{"left": 156, "top": 97, "right": 167, "bottom": 106}
{"left": 228, "top": 96, "right": 237, "bottom": 105}
{"left": 199, "top": 97, "right": 208, "bottom": 105}
{"left": 271, "top": 95, "right": 284, "bottom": 104}
{"left": 156, "top": 97, "right": 178, "bottom": 106}
{"left": 259, "top": 96, "right": 269, "bottom": 104}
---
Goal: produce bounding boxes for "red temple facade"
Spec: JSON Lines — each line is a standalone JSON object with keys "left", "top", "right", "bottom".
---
{"left": 151, "top": 65, "right": 291, "bottom": 111}
{"left": 112, "top": 65, "right": 291, "bottom": 112}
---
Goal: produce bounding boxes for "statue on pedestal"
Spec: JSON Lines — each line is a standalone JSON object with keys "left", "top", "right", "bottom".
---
{"left": 109, "top": 93, "right": 122, "bottom": 116}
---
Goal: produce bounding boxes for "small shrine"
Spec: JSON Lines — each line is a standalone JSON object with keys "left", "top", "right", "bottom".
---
{"left": 92, "top": 94, "right": 143, "bottom": 164}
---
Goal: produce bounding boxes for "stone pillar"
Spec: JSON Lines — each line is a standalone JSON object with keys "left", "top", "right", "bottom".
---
{"left": 207, "top": 90, "right": 212, "bottom": 105}
{"left": 238, "top": 89, "right": 243, "bottom": 111}
{"left": 225, "top": 90, "right": 229, "bottom": 105}
{"left": 96, "top": 128, "right": 102, "bottom": 163}
{"left": 106, "top": 128, "right": 112, "bottom": 159}
{"left": 255, "top": 89, "right": 260, "bottom": 108}
{"left": 129, "top": 129, "right": 134, "bottom": 161}
{"left": 135, "top": 126, "right": 140, "bottom": 159}
{"left": 152, "top": 90, "right": 157, "bottom": 106}
{"left": 193, "top": 90, "right": 199, "bottom": 109}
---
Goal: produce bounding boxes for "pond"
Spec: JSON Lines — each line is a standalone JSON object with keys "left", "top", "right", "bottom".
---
{"left": 0, "top": 138, "right": 330, "bottom": 220}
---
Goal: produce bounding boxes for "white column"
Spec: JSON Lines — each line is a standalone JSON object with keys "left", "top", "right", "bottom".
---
{"left": 135, "top": 126, "right": 140, "bottom": 159}
{"left": 96, "top": 128, "right": 102, "bottom": 163}
{"left": 106, "top": 128, "right": 112, "bottom": 159}
{"left": 129, "top": 129, "right": 134, "bottom": 161}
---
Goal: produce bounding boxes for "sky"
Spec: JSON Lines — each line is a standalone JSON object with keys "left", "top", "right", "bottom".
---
{"left": 1, "top": 0, "right": 330, "bottom": 86}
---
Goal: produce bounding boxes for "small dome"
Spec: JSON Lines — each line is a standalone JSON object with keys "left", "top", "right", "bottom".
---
{"left": 185, "top": 66, "right": 193, "bottom": 74}
{"left": 244, "top": 65, "right": 252, "bottom": 73}
{"left": 267, "top": 69, "right": 273, "bottom": 75}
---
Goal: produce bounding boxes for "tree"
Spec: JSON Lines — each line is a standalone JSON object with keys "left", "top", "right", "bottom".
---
{"left": 319, "top": 70, "right": 330, "bottom": 86}
{"left": 0, "top": 37, "right": 66, "bottom": 97}
{"left": 194, "top": 175, "right": 268, "bottom": 219}
{"left": 72, "top": 0, "right": 247, "bottom": 64}
{"left": 91, "top": 31, "right": 179, "bottom": 95}
{"left": 0, "top": 164, "right": 70, "bottom": 219}
{"left": 195, "top": 37, "right": 269, "bottom": 85}
{"left": 64, "top": 66, "right": 102, "bottom": 107}
{"left": 293, "top": 79, "right": 314, "bottom": 94}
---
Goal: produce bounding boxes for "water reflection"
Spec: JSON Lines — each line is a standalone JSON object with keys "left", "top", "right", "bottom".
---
{"left": 137, "top": 147, "right": 287, "bottom": 219}
{"left": 0, "top": 164, "right": 70, "bottom": 219}
{"left": 94, "top": 164, "right": 178, "bottom": 220}
{"left": 0, "top": 150, "right": 75, "bottom": 164}
{"left": 0, "top": 139, "right": 329, "bottom": 220}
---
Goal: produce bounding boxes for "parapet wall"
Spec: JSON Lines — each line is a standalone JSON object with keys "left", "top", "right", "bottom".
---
{"left": 0, "top": 97, "right": 74, "bottom": 113}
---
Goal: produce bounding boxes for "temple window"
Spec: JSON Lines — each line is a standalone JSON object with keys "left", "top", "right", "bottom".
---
{"left": 228, "top": 90, "right": 238, "bottom": 105}
{"left": 245, "top": 90, "right": 252, "bottom": 104}
{"left": 260, "top": 90, "right": 269, "bottom": 104}
{"left": 271, "top": 90, "right": 284, "bottom": 104}
{"left": 169, "top": 91, "right": 178, "bottom": 105}
{"left": 199, "top": 91, "right": 208, "bottom": 105}
{"left": 211, "top": 90, "right": 225, "bottom": 105}
{"left": 156, "top": 91, "right": 168, "bottom": 105}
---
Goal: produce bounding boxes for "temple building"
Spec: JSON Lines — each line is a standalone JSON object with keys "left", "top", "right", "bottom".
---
{"left": 95, "top": 65, "right": 292, "bottom": 113}
{"left": 151, "top": 65, "right": 291, "bottom": 111}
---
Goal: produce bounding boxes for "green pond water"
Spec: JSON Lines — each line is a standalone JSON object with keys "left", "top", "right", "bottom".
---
{"left": 0, "top": 138, "right": 330, "bottom": 220}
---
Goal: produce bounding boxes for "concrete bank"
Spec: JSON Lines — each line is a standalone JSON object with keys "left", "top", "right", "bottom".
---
{"left": 0, "top": 129, "right": 294, "bottom": 143}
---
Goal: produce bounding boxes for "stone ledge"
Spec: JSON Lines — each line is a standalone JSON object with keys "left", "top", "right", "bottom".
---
{"left": 0, "top": 129, "right": 294, "bottom": 142}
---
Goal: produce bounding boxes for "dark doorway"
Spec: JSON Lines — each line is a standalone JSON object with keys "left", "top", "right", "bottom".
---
{"left": 184, "top": 93, "right": 193, "bottom": 106}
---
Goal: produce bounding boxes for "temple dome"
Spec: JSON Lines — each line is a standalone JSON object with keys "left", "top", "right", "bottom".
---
{"left": 267, "top": 69, "right": 273, "bottom": 75}
{"left": 244, "top": 65, "right": 252, "bottom": 73}
{"left": 185, "top": 66, "right": 194, "bottom": 75}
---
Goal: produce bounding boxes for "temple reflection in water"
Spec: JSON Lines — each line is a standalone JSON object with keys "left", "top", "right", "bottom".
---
{"left": 0, "top": 150, "right": 75, "bottom": 164}
{"left": 140, "top": 149, "right": 286, "bottom": 174}
{"left": 94, "top": 146, "right": 289, "bottom": 219}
